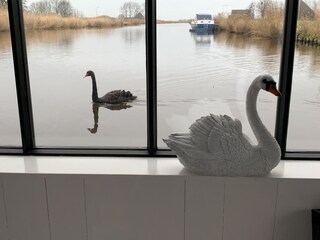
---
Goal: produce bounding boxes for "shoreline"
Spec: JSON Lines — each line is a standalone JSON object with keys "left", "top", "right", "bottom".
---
{"left": 215, "top": 15, "right": 320, "bottom": 42}
{"left": 0, "top": 9, "right": 188, "bottom": 32}
{"left": 0, "top": 10, "right": 144, "bottom": 32}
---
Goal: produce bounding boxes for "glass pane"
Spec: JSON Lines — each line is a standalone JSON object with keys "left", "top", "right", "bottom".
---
{"left": 0, "top": 7, "right": 22, "bottom": 147}
{"left": 24, "top": 0, "right": 146, "bottom": 147}
{"left": 287, "top": 1, "right": 320, "bottom": 150}
{"left": 158, "top": 0, "right": 285, "bottom": 147}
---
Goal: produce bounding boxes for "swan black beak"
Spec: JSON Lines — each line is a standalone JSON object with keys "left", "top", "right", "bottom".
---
{"left": 268, "top": 85, "right": 281, "bottom": 96}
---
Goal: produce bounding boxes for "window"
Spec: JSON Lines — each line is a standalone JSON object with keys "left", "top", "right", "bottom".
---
{"left": 287, "top": 0, "right": 320, "bottom": 151}
{"left": 157, "top": 0, "right": 284, "bottom": 147}
{"left": 23, "top": 0, "right": 147, "bottom": 148}
{"left": 0, "top": 7, "right": 21, "bottom": 147}
{"left": 1, "top": 0, "right": 319, "bottom": 159}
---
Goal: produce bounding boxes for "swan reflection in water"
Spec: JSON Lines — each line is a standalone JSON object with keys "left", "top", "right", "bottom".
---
{"left": 87, "top": 102, "right": 132, "bottom": 134}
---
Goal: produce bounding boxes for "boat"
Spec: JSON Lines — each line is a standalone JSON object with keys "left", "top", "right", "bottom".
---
{"left": 189, "top": 14, "right": 215, "bottom": 32}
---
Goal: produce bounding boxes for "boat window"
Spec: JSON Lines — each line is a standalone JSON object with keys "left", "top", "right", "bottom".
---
{"left": 0, "top": 7, "right": 22, "bottom": 147}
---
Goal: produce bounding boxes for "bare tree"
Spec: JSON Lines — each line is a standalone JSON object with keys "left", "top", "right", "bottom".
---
{"left": 247, "top": 2, "right": 255, "bottom": 18}
{"left": 0, "top": 0, "right": 7, "bottom": 8}
{"left": 1, "top": 0, "right": 27, "bottom": 8}
{"left": 22, "top": 0, "right": 28, "bottom": 9}
{"left": 50, "top": 0, "right": 59, "bottom": 14}
{"left": 28, "top": 0, "right": 78, "bottom": 17}
{"left": 56, "top": 0, "right": 73, "bottom": 17}
{"left": 29, "top": 0, "right": 52, "bottom": 14}
{"left": 256, "top": 0, "right": 283, "bottom": 18}
{"left": 119, "top": 1, "right": 143, "bottom": 18}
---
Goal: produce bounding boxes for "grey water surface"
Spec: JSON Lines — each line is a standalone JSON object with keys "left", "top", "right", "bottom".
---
{"left": 0, "top": 23, "right": 319, "bottom": 150}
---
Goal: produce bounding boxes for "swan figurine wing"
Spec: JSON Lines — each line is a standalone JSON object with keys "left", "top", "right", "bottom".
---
{"left": 189, "top": 114, "right": 253, "bottom": 162}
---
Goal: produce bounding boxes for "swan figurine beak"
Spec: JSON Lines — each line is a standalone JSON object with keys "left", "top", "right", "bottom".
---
{"left": 268, "top": 84, "right": 281, "bottom": 96}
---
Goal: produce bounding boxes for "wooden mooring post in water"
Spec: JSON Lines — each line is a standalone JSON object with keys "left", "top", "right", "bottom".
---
{"left": 296, "top": 36, "right": 320, "bottom": 46}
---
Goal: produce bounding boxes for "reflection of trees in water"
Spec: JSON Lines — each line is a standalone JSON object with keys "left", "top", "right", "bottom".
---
{"left": 0, "top": 29, "right": 81, "bottom": 51}
{"left": 87, "top": 102, "right": 132, "bottom": 134}
{"left": 190, "top": 32, "right": 213, "bottom": 45}
{"left": 0, "top": 32, "right": 12, "bottom": 50}
{"left": 25, "top": 30, "right": 80, "bottom": 49}
{"left": 296, "top": 43, "right": 320, "bottom": 74}
{"left": 213, "top": 32, "right": 280, "bottom": 55}
{"left": 122, "top": 27, "right": 144, "bottom": 44}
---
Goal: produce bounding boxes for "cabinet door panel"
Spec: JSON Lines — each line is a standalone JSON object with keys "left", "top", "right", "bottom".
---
{"left": 223, "top": 178, "right": 278, "bottom": 240}
{"left": 85, "top": 176, "right": 184, "bottom": 240}
{"left": 46, "top": 175, "right": 87, "bottom": 240}
{"left": 274, "top": 179, "right": 320, "bottom": 240}
{"left": 3, "top": 174, "right": 50, "bottom": 240}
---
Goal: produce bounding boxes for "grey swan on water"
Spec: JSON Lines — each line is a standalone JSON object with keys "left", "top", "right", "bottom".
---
{"left": 84, "top": 70, "right": 137, "bottom": 104}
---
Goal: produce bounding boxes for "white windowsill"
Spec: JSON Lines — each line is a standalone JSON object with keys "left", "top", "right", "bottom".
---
{"left": 0, "top": 156, "right": 320, "bottom": 179}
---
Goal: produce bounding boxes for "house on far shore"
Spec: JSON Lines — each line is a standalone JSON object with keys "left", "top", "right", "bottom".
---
{"left": 228, "top": 0, "right": 314, "bottom": 20}
{"left": 118, "top": 12, "right": 144, "bottom": 19}
{"left": 298, "top": 0, "right": 315, "bottom": 20}
{"left": 229, "top": 9, "right": 254, "bottom": 19}
{"left": 134, "top": 12, "right": 144, "bottom": 19}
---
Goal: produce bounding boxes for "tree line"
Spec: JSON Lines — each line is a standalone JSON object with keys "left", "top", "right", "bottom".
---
{"left": 119, "top": 1, "right": 144, "bottom": 18}
{"left": 0, "top": 0, "right": 27, "bottom": 8}
{"left": 1, "top": 0, "right": 144, "bottom": 19}
{"left": 0, "top": 0, "right": 81, "bottom": 17}
{"left": 29, "top": 0, "right": 82, "bottom": 17}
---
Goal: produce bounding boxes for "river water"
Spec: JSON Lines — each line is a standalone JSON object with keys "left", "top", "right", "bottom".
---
{"left": 0, "top": 23, "right": 319, "bottom": 150}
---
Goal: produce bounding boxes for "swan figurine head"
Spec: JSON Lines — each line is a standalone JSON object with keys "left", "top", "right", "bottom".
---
{"left": 259, "top": 75, "right": 281, "bottom": 96}
{"left": 164, "top": 74, "right": 282, "bottom": 176}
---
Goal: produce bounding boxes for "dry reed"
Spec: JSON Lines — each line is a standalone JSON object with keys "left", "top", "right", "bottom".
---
{"left": 215, "top": 6, "right": 320, "bottom": 42}
{"left": 215, "top": 9, "right": 284, "bottom": 40}
{"left": 0, "top": 9, "right": 144, "bottom": 31}
{"left": 297, "top": 10, "right": 320, "bottom": 39}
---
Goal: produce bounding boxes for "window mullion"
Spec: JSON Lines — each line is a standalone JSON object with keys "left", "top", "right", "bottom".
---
{"left": 146, "top": 0, "right": 157, "bottom": 155}
{"left": 7, "top": 0, "right": 35, "bottom": 154}
{"left": 275, "top": 0, "right": 299, "bottom": 158}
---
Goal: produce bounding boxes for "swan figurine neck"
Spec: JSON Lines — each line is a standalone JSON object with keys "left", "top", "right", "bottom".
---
{"left": 163, "top": 74, "right": 281, "bottom": 176}
{"left": 246, "top": 76, "right": 281, "bottom": 169}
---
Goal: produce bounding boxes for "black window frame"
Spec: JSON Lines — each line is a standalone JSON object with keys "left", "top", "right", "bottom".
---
{"left": 1, "top": 0, "right": 319, "bottom": 160}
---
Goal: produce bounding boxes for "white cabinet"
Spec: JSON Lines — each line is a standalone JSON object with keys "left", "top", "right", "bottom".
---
{"left": 0, "top": 173, "right": 320, "bottom": 240}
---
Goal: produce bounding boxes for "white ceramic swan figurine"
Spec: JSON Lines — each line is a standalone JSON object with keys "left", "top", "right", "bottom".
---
{"left": 163, "top": 74, "right": 282, "bottom": 176}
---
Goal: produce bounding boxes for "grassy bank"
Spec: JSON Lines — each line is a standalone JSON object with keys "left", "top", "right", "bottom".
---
{"left": 297, "top": 11, "right": 320, "bottom": 39}
{"left": 0, "top": 9, "right": 144, "bottom": 31}
{"left": 214, "top": 11, "right": 283, "bottom": 40}
{"left": 215, "top": 9, "right": 320, "bottom": 41}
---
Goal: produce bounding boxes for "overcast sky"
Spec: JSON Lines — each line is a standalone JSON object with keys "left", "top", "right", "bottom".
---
{"left": 27, "top": 0, "right": 260, "bottom": 19}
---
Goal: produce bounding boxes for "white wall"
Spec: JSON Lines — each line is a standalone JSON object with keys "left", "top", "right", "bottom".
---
{"left": 0, "top": 174, "right": 320, "bottom": 240}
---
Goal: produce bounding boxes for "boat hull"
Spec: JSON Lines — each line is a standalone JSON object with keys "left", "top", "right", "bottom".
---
{"left": 190, "top": 23, "right": 215, "bottom": 32}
